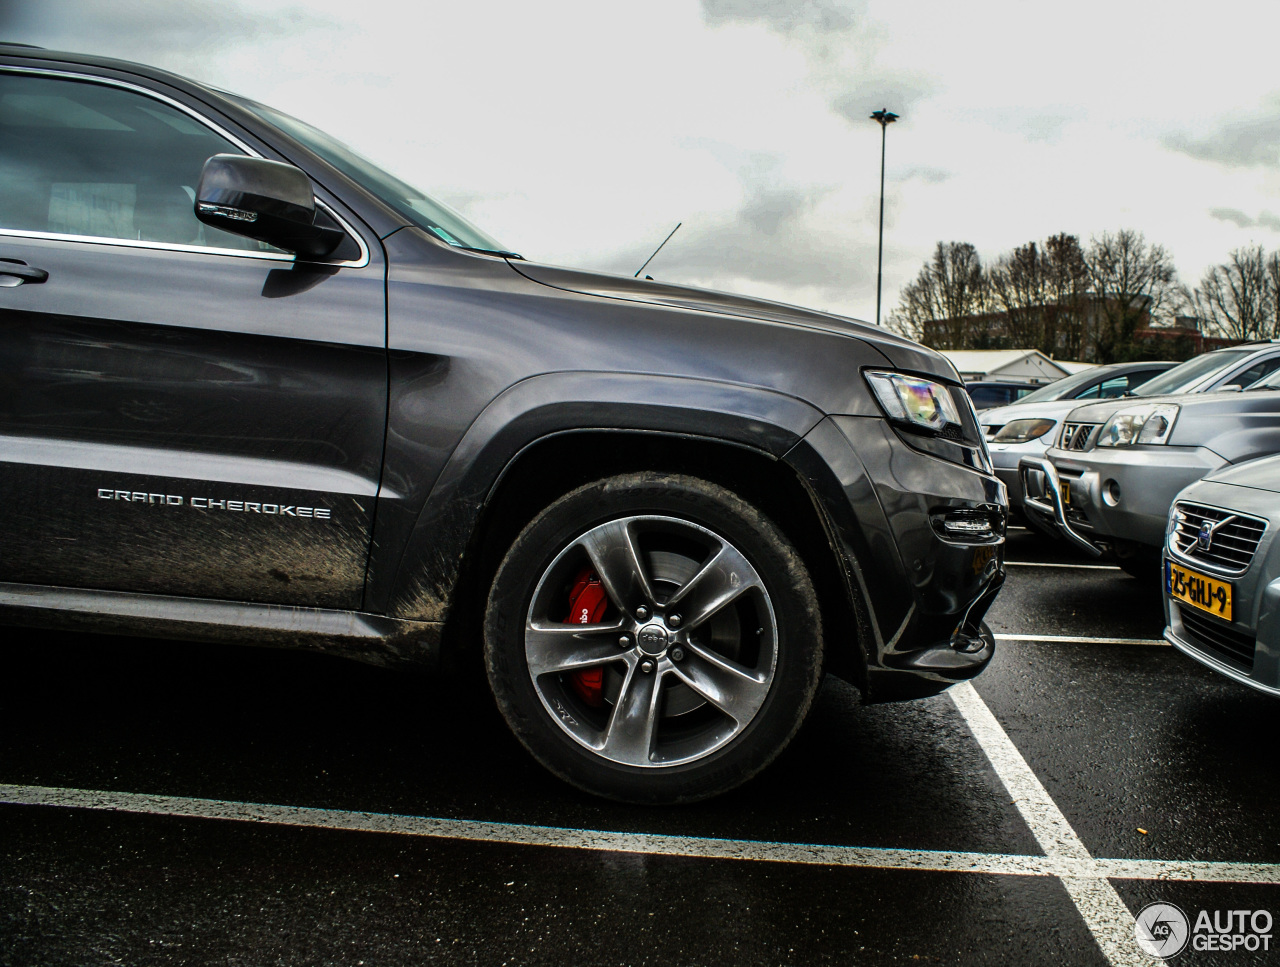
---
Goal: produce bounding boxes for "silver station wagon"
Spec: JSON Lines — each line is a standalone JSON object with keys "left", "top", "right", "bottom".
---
{"left": 1163, "top": 454, "right": 1280, "bottom": 696}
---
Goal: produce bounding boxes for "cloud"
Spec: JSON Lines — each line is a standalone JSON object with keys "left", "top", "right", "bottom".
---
{"left": 1002, "top": 110, "right": 1074, "bottom": 144}
{"left": 1210, "top": 207, "right": 1255, "bottom": 229}
{"left": 594, "top": 163, "right": 868, "bottom": 311}
{"left": 663, "top": 213, "right": 870, "bottom": 292}
{"left": 0, "top": 0, "right": 337, "bottom": 63}
{"left": 597, "top": 149, "right": 858, "bottom": 294}
{"left": 739, "top": 184, "right": 823, "bottom": 235}
{"left": 828, "top": 74, "right": 935, "bottom": 125}
{"left": 1209, "top": 207, "right": 1280, "bottom": 232}
{"left": 1164, "top": 99, "right": 1280, "bottom": 168}
{"left": 699, "top": 0, "right": 936, "bottom": 122}
{"left": 700, "top": 0, "right": 861, "bottom": 35}
{"left": 895, "top": 165, "right": 951, "bottom": 185}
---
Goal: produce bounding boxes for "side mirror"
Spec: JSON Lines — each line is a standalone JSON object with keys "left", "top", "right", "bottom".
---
{"left": 195, "top": 154, "right": 345, "bottom": 259}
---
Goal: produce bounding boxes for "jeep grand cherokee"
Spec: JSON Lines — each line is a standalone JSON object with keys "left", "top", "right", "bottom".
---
{"left": 0, "top": 44, "right": 1006, "bottom": 802}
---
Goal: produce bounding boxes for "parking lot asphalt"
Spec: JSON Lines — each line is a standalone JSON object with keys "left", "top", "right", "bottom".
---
{"left": 3, "top": 528, "right": 1279, "bottom": 965}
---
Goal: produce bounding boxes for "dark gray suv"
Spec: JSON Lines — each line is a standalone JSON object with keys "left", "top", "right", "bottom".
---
{"left": 0, "top": 45, "right": 1006, "bottom": 802}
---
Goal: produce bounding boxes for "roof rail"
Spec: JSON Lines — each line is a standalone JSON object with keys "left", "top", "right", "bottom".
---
{"left": 0, "top": 42, "right": 45, "bottom": 49}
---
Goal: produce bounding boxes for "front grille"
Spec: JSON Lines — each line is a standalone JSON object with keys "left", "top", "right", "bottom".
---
{"left": 1059, "top": 422, "right": 1100, "bottom": 450}
{"left": 1178, "top": 605, "right": 1256, "bottom": 671}
{"left": 1171, "top": 502, "right": 1268, "bottom": 574}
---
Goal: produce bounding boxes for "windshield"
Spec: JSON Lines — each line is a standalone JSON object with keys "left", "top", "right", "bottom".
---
{"left": 233, "top": 97, "right": 514, "bottom": 256}
{"left": 1132, "top": 349, "right": 1255, "bottom": 396}
{"left": 1015, "top": 368, "right": 1109, "bottom": 404}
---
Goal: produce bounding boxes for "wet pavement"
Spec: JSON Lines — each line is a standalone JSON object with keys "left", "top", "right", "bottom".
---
{"left": 3, "top": 528, "right": 1279, "bottom": 965}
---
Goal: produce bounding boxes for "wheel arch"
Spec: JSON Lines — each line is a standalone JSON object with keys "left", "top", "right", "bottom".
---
{"left": 451, "top": 429, "right": 868, "bottom": 689}
{"left": 380, "top": 371, "right": 866, "bottom": 687}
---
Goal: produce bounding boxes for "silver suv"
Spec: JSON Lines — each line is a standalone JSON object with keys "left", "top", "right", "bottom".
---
{"left": 1019, "top": 353, "right": 1280, "bottom": 572}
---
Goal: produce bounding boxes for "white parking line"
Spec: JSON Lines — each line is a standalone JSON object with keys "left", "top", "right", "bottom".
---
{"left": 950, "top": 682, "right": 1145, "bottom": 966}
{"left": 2, "top": 782, "right": 1278, "bottom": 888}
{"left": 1005, "top": 561, "right": 1121, "bottom": 570}
{"left": 994, "top": 633, "right": 1168, "bottom": 647}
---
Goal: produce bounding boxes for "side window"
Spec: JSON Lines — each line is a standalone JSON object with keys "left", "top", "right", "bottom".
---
{"left": 968, "top": 387, "right": 1005, "bottom": 409}
{"left": 1225, "top": 357, "right": 1280, "bottom": 388}
{"left": 1123, "top": 369, "right": 1165, "bottom": 391}
{"left": 1094, "top": 376, "right": 1131, "bottom": 398}
{"left": 1076, "top": 376, "right": 1132, "bottom": 400}
{"left": 0, "top": 71, "right": 278, "bottom": 252}
{"left": 1074, "top": 382, "right": 1103, "bottom": 400}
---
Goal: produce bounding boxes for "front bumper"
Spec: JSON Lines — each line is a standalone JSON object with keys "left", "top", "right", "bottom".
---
{"left": 1165, "top": 569, "right": 1280, "bottom": 697}
{"left": 1019, "top": 445, "right": 1225, "bottom": 555}
{"left": 785, "top": 415, "right": 1007, "bottom": 700}
{"left": 1161, "top": 480, "right": 1280, "bottom": 696}
{"left": 988, "top": 438, "right": 1050, "bottom": 515}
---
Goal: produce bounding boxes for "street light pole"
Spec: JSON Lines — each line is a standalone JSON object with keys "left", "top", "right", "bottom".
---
{"left": 870, "top": 108, "right": 898, "bottom": 327}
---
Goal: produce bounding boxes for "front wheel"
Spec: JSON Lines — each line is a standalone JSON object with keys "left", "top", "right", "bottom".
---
{"left": 483, "top": 472, "right": 824, "bottom": 803}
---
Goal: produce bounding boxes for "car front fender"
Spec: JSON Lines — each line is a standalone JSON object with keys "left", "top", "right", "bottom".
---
{"left": 371, "top": 371, "right": 825, "bottom": 621}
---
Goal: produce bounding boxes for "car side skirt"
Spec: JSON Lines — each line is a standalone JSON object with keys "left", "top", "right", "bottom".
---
{"left": 0, "top": 582, "right": 440, "bottom": 669}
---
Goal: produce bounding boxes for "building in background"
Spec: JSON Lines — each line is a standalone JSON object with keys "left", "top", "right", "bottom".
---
{"left": 1056, "top": 361, "right": 1096, "bottom": 375}
{"left": 922, "top": 302, "right": 1246, "bottom": 364}
{"left": 940, "top": 349, "right": 1073, "bottom": 384}
{"left": 1132, "top": 316, "right": 1242, "bottom": 357}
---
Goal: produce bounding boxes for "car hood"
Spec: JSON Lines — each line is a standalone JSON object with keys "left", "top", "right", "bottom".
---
{"left": 509, "top": 260, "right": 961, "bottom": 383}
{"left": 1064, "top": 388, "right": 1280, "bottom": 448}
{"left": 978, "top": 399, "right": 1080, "bottom": 427}
{"left": 1203, "top": 452, "right": 1280, "bottom": 493}
{"left": 1063, "top": 389, "right": 1264, "bottom": 425}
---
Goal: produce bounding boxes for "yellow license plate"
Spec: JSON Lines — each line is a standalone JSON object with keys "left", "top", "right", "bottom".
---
{"left": 1060, "top": 480, "right": 1070, "bottom": 506}
{"left": 1166, "top": 561, "right": 1232, "bottom": 621}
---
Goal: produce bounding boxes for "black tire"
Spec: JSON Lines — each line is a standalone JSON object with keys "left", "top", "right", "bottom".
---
{"left": 1114, "top": 543, "right": 1161, "bottom": 579}
{"left": 483, "top": 472, "right": 824, "bottom": 804}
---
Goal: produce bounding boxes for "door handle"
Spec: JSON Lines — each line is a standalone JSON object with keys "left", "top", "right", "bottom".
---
{"left": 0, "top": 259, "right": 49, "bottom": 286}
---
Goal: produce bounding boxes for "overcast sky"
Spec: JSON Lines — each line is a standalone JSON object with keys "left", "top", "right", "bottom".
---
{"left": 4, "top": 0, "right": 1280, "bottom": 323}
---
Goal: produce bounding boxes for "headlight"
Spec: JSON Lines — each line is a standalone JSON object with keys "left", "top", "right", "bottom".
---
{"left": 992, "top": 418, "right": 1055, "bottom": 444}
{"left": 1097, "top": 403, "right": 1179, "bottom": 447}
{"left": 865, "top": 371, "right": 963, "bottom": 435}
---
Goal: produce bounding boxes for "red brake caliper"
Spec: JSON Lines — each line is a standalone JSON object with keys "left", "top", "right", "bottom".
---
{"left": 564, "top": 566, "right": 609, "bottom": 707}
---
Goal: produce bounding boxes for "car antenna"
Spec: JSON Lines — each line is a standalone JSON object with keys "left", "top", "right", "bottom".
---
{"left": 634, "top": 222, "right": 682, "bottom": 278}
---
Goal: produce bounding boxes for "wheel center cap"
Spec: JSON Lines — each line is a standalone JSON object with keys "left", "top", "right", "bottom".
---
{"left": 637, "top": 623, "right": 669, "bottom": 656}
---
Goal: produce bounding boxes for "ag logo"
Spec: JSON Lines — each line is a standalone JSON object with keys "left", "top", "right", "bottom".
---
{"left": 1135, "top": 902, "right": 1190, "bottom": 959}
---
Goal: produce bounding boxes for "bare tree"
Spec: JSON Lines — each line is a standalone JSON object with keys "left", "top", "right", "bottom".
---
{"left": 985, "top": 233, "right": 1090, "bottom": 359}
{"left": 1192, "top": 245, "right": 1272, "bottom": 341}
{"left": 1041, "top": 233, "right": 1091, "bottom": 359}
{"left": 988, "top": 241, "right": 1048, "bottom": 350}
{"left": 891, "top": 230, "right": 1180, "bottom": 360}
{"left": 1267, "top": 251, "right": 1280, "bottom": 338}
{"left": 888, "top": 241, "right": 989, "bottom": 348}
{"left": 1085, "top": 229, "right": 1180, "bottom": 362}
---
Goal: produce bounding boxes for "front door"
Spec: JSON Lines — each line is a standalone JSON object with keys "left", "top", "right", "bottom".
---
{"left": 0, "top": 68, "right": 387, "bottom": 610}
